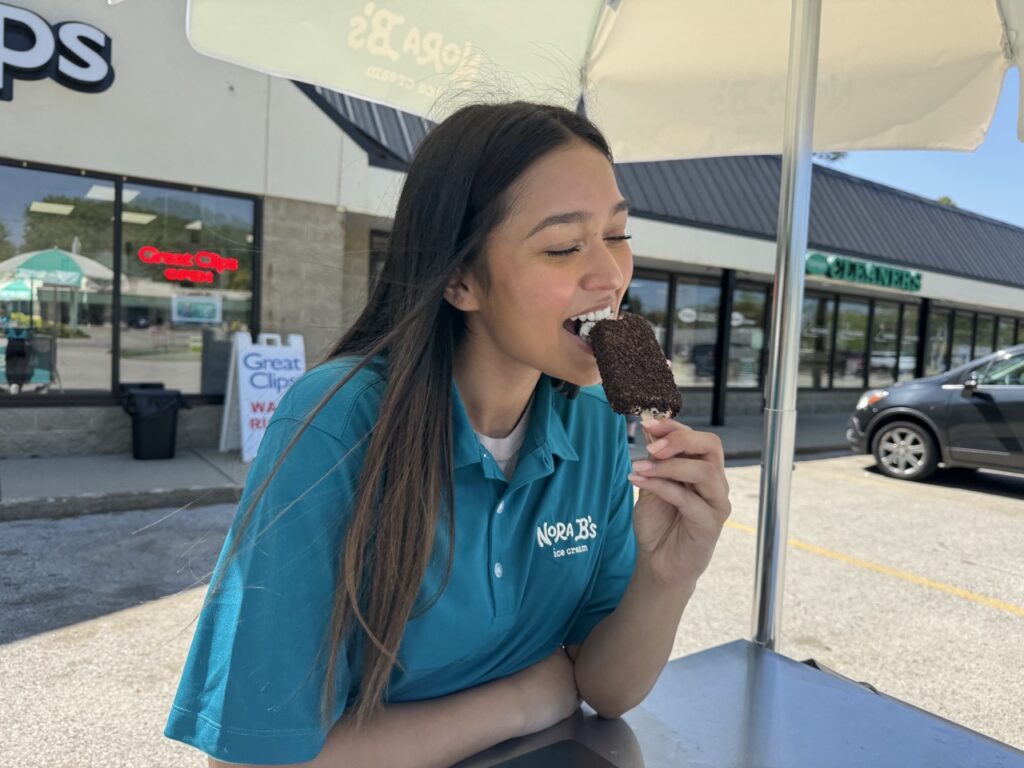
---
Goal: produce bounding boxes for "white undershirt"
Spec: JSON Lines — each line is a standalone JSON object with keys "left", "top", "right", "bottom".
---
{"left": 474, "top": 395, "right": 533, "bottom": 480}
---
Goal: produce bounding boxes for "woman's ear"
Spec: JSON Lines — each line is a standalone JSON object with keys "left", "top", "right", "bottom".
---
{"left": 443, "top": 270, "right": 481, "bottom": 312}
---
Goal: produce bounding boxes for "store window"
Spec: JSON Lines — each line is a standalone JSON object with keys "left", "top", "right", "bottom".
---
{"left": 728, "top": 285, "right": 767, "bottom": 387}
{"left": 974, "top": 314, "right": 995, "bottom": 358}
{"left": 966, "top": 313, "right": 991, "bottom": 360}
{"left": 622, "top": 274, "right": 669, "bottom": 352}
{"left": 898, "top": 304, "right": 920, "bottom": 382}
{"left": 996, "top": 317, "right": 1016, "bottom": 351}
{"left": 925, "top": 307, "right": 950, "bottom": 375}
{"left": 671, "top": 278, "right": 720, "bottom": 386}
{"left": 0, "top": 164, "right": 115, "bottom": 395}
{"left": 832, "top": 298, "right": 868, "bottom": 387}
{"left": 120, "top": 184, "right": 255, "bottom": 395}
{"left": 868, "top": 300, "right": 899, "bottom": 387}
{"left": 799, "top": 294, "right": 834, "bottom": 387}
{"left": 951, "top": 311, "right": 974, "bottom": 368}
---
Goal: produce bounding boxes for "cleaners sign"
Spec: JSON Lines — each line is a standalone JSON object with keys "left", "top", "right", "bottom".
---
{"left": 219, "top": 332, "right": 305, "bottom": 462}
{"left": 805, "top": 251, "right": 922, "bottom": 293}
{"left": 0, "top": 3, "right": 114, "bottom": 101}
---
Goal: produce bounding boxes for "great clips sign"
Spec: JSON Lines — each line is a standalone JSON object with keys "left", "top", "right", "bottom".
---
{"left": 1, "top": 3, "right": 114, "bottom": 101}
{"left": 138, "top": 245, "right": 240, "bottom": 284}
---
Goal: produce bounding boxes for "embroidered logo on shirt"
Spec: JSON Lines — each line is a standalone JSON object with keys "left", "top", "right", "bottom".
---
{"left": 536, "top": 516, "right": 598, "bottom": 559}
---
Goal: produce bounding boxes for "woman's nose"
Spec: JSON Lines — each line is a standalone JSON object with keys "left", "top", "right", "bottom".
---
{"left": 581, "top": 242, "right": 629, "bottom": 292}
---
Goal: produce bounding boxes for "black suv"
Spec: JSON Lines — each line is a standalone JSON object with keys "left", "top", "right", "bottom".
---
{"left": 847, "top": 344, "right": 1024, "bottom": 481}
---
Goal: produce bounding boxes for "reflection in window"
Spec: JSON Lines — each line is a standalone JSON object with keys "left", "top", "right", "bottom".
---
{"left": 799, "top": 295, "right": 834, "bottom": 387}
{"left": 951, "top": 311, "right": 974, "bottom": 368}
{"left": 980, "top": 353, "right": 1024, "bottom": 385}
{"left": 0, "top": 165, "right": 114, "bottom": 394}
{"left": 671, "top": 279, "right": 720, "bottom": 387}
{"left": 833, "top": 299, "right": 868, "bottom": 387}
{"left": 728, "top": 286, "right": 766, "bottom": 387}
{"left": 120, "top": 184, "right": 255, "bottom": 395}
{"left": 926, "top": 308, "right": 950, "bottom": 375}
{"left": 869, "top": 301, "right": 899, "bottom": 387}
{"left": 996, "top": 317, "right": 1015, "bottom": 352}
{"left": 974, "top": 315, "right": 994, "bottom": 358}
{"left": 622, "top": 276, "right": 669, "bottom": 352}
{"left": 899, "top": 304, "right": 919, "bottom": 382}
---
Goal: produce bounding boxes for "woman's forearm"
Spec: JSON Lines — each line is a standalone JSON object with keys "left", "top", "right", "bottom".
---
{"left": 573, "top": 561, "right": 698, "bottom": 718}
{"left": 310, "top": 677, "right": 526, "bottom": 768}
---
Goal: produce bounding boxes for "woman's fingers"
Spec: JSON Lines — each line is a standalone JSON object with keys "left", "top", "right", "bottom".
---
{"left": 629, "top": 477, "right": 723, "bottom": 533}
{"left": 630, "top": 457, "right": 731, "bottom": 514}
{"left": 642, "top": 423, "right": 724, "bottom": 462}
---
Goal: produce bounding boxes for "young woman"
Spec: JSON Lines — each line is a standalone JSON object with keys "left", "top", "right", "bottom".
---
{"left": 165, "top": 101, "right": 731, "bottom": 768}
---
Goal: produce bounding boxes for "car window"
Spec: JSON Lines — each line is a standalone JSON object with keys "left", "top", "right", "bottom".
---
{"left": 979, "top": 354, "right": 1024, "bottom": 385}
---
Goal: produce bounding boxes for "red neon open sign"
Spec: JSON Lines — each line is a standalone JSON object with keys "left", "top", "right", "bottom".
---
{"left": 138, "top": 245, "right": 239, "bottom": 283}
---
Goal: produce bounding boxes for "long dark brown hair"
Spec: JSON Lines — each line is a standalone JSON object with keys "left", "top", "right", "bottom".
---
{"left": 206, "top": 101, "right": 612, "bottom": 731}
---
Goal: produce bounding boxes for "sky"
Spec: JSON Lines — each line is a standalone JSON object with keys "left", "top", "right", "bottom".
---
{"left": 825, "top": 69, "right": 1023, "bottom": 229}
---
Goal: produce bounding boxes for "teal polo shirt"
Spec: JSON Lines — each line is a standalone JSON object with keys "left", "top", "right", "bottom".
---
{"left": 165, "top": 356, "right": 637, "bottom": 765}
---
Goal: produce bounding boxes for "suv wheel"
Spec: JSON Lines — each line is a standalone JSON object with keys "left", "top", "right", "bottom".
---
{"left": 872, "top": 421, "right": 938, "bottom": 481}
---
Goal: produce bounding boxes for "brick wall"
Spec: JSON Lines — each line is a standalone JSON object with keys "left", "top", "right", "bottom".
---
{"left": 0, "top": 404, "right": 222, "bottom": 459}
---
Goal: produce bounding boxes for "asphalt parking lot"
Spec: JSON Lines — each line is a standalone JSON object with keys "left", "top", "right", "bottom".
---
{"left": 1, "top": 453, "right": 1021, "bottom": 766}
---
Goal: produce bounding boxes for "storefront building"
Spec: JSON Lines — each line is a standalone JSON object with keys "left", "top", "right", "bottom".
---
{"left": 308, "top": 91, "right": 1024, "bottom": 426}
{"left": 3, "top": 1, "right": 1023, "bottom": 459}
{"left": 0, "top": 0, "right": 404, "bottom": 458}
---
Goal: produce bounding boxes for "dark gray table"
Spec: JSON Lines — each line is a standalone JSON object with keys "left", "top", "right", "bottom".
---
{"left": 455, "top": 639, "right": 1024, "bottom": 768}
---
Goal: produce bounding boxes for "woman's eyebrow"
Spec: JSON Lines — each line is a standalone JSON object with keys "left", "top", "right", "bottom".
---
{"left": 525, "top": 199, "right": 630, "bottom": 239}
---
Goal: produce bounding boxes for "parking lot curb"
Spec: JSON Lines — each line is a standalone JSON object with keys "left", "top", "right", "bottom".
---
{"left": 0, "top": 486, "right": 242, "bottom": 523}
{"left": 2, "top": 444, "right": 854, "bottom": 524}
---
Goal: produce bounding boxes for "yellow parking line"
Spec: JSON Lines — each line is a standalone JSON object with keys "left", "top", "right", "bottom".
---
{"left": 724, "top": 520, "right": 1024, "bottom": 618}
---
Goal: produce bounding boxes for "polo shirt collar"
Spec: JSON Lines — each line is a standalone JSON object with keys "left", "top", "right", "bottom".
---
{"left": 452, "top": 374, "right": 579, "bottom": 470}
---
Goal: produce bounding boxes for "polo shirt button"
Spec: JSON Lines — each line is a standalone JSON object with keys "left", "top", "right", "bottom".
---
{"left": 494, "top": 562, "right": 503, "bottom": 578}
{"left": 496, "top": 501, "right": 504, "bottom": 515}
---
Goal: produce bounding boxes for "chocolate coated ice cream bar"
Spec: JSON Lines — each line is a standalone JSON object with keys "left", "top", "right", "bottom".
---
{"left": 588, "top": 312, "right": 682, "bottom": 420}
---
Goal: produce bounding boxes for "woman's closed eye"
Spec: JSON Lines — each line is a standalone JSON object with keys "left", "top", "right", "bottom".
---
{"left": 545, "top": 235, "right": 632, "bottom": 257}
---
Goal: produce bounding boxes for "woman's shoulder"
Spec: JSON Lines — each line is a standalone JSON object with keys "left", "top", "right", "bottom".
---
{"left": 273, "top": 355, "right": 388, "bottom": 442}
{"left": 553, "top": 381, "right": 626, "bottom": 438}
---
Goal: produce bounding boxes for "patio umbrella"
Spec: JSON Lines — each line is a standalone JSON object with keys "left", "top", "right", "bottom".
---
{"left": 0, "top": 278, "right": 33, "bottom": 302}
{"left": 182, "top": 0, "right": 1024, "bottom": 650}
{"left": 0, "top": 247, "right": 115, "bottom": 288}
{"left": 0, "top": 248, "right": 114, "bottom": 332}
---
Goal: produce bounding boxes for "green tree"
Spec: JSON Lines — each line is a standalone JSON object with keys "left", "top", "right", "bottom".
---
{"left": 21, "top": 195, "right": 115, "bottom": 263}
{"left": 937, "top": 196, "right": 957, "bottom": 207}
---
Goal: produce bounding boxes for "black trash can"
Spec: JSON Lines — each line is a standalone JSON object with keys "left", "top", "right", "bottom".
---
{"left": 122, "top": 387, "right": 191, "bottom": 460}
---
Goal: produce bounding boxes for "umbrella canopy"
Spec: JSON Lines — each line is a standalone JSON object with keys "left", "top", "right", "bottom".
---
{"left": 0, "top": 278, "right": 33, "bottom": 302}
{"left": 186, "top": 0, "right": 1024, "bottom": 162}
{"left": 0, "top": 248, "right": 115, "bottom": 288}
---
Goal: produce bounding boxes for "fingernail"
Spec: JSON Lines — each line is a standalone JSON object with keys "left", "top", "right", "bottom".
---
{"left": 627, "top": 473, "right": 648, "bottom": 485}
{"left": 647, "top": 438, "right": 668, "bottom": 454}
{"left": 641, "top": 419, "right": 661, "bottom": 430}
{"left": 631, "top": 460, "right": 655, "bottom": 472}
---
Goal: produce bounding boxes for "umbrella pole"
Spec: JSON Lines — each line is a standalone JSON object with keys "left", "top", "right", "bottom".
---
{"left": 751, "top": 0, "right": 822, "bottom": 650}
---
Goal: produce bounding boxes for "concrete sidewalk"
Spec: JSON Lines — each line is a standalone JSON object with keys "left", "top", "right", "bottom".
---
{"left": 0, "top": 412, "right": 852, "bottom": 522}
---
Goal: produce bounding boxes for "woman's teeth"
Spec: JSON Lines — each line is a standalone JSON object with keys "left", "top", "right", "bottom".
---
{"left": 569, "top": 306, "right": 614, "bottom": 341}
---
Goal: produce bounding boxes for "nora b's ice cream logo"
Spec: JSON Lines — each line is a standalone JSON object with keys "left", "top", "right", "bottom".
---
{"left": 347, "top": 3, "right": 483, "bottom": 97}
{"left": 537, "top": 516, "right": 598, "bottom": 559}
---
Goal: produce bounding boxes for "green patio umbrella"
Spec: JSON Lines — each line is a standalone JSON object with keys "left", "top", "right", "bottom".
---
{"left": 0, "top": 278, "right": 33, "bottom": 302}
{"left": 0, "top": 247, "right": 114, "bottom": 288}
{"left": 0, "top": 248, "right": 114, "bottom": 332}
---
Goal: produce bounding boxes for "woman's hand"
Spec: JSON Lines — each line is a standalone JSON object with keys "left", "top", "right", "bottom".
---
{"left": 508, "top": 647, "right": 581, "bottom": 737}
{"left": 627, "top": 418, "right": 732, "bottom": 589}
